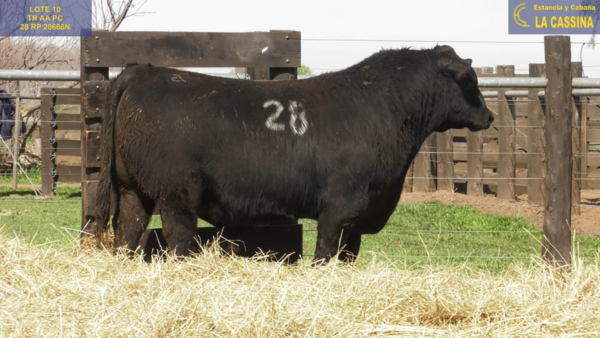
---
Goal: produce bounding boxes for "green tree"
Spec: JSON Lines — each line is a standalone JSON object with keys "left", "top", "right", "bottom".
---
{"left": 297, "top": 65, "right": 313, "bottom": 76}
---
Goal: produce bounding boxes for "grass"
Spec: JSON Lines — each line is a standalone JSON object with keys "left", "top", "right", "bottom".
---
{"left": 1, "top": 235, "right": 600, "bottom": 336}
{"left": 2, "top": 185, "right": 600, "bottom": 271}
{"left": 0, "top": 186, "right": 81, "bottom": 246}
{"left": 0, "top": 166, "right": 42, "bottom": 185}
{"left": 301, "top": 202, "right": 600, "bottom": 270}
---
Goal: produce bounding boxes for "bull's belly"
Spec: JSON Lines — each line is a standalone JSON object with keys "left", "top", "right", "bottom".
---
{"left": 196, "top": 194, "right": 313, "bottom": 229}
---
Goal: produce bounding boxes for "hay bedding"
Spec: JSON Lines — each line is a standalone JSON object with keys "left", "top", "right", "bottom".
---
{"left": 0, "top": 235, "right": 599, "bottom": 337}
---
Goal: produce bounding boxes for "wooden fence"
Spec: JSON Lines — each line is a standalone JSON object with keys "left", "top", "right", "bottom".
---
{"left": 41, "top": 62, "right": 600, "bottom": 210}
{"left": 39, "top": 88, "right": 81, "bottom": 196}
{"left": 405, "top": 62, "right": 600, "bottom": 213}
{"left": 78, "top": 30, "right": 301, "bottom": 237}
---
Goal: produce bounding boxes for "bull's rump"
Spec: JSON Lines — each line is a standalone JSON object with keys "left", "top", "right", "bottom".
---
{"left": 113, "top": 66, "right": 396, "bottom": 221}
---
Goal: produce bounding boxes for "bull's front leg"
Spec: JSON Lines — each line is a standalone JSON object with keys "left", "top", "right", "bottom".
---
{"left": 337, "top": 232, "right": 362, "bottom": 262}
{"left": 314, "top": 203, "right": 364, "bottom": 263}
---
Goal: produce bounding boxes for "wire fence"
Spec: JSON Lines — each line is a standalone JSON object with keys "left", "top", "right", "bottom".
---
{"left": 1, "top": 37, "right": 600, "bottom": 266}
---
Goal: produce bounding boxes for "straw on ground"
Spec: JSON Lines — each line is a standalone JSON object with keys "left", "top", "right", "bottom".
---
{"left": 0, "top": 235, "right": 599, "bottom": 337}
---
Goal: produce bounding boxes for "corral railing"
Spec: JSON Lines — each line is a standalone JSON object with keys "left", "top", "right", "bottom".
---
{"left": 39, "top": 88, "right": 81, "bottom": 196}
{"left": 78, "top": 29, "right": 301, "bottom": 239}
{"left": 1, "top": 34, "right": 594, "bottom": 266}
{"left": 406, "top": 64, "right": 600, "bottom": 213}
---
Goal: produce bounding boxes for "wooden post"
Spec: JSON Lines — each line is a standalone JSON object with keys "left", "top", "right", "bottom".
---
{"left": 436, "top": 130, "right": 454, "bottom": 191}
{"left": 81, "top": 35, "right": 109, "bottom": 238}
{"left": 542, "top": 35, "right": 572, "bottom": 267}
{"left": 581, "top": 99, "right": 589, "bottom": 190}
{"left": 12, "top": 81, "right": 20, "bottom": 190}
{"left": 527, "top": 64, "right": 546, "bottom": 205}
{"left": 40, "top": 89, "right": 55, "bottom": 196}
{"left": 571, "top": 62, "right": 583, "bottom": 215}
{"left": 414, "top": 134, "right": 436, "bottom": 192}
{"left": 497, "top": 65, "right": 516, "bottom": 200}
{"left": 467, "top": 129, "right": 483, "bottom": 196}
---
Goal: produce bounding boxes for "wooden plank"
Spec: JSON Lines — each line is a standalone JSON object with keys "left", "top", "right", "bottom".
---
{"left": 467, "top": 130, "right": 483, "bottom": 196}
{"left": 82, "top": 81, "right": 110, "bottom": 119}
{"left": 586, "top": 104, "right": 600, "bottom": 118}
{"left": 437, "top": 131, "right": 453, "bottom": 191}
{"left": 43, "top": 88, "right": 81, "bottom": 105}
{"left": 413, "top": 134, "right": 436, "bottom": 192}
{"left": 55, "top": 145, "right": 81, "bottom": 157}
{"left": 497, "top": 65, "right": 516, "bottom": 201}
{"left": 584, "top": 154, "right": 600, "bottom": 167}
{"left": 83, "top": 181, "right": 99, "bottom": 217}
{"left": 54, "top": 165, "right": 82, "bottom": 183}
{"left": 528, "top": 64, "right": 546, "bottom": 205}
{"left": 40, "top": 91, "right": 55, "bottom": 197}
{"left": 454, "top": 180, "right": 529, "bottom": 196}
{"left": 55, "top": 130, "right": 81, "bottom": 141}
{"left": 585, "top": 128, "right": 600, "bottom": 141}
{"left": 571, "top": 62, "right": 583, "bottom": 215}
{"left": 56, "top": 156, "right": 82, "bottom": 166}
{"left": 514, "top": 119, "right": 530, "bottom": 152}
{"left": 54, "top": 139, "right": 81, "bottom": 151}
{"left": 452, "top": 127, "right": 498, "bottom": 139}
{"left": 542, "top": 36, "right": 572, "bottom": 267}
{"left": 453, "top": 145, "right": 528, "bottom": 168}
{"left": 85, "top": 31, "right": 301, "bottom": 68}
{"left": 53, "top": 113, "right": 82, "bottom": 131}
{"left": 85, "top": 131, "right": 101, "bottom": 168}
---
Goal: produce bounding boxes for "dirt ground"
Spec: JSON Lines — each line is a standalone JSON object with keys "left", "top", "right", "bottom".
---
{"left": 400, "top": 190, "right": 600, "bottom": 237}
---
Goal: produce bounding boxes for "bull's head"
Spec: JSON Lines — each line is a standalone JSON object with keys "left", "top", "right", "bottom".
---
{"left": 434, "top": 45, "right": 494, "bottom": 132}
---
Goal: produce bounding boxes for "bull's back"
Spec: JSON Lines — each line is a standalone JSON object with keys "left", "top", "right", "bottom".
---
{"left": 113, "top": 67, "right": 363, "bottom": 219}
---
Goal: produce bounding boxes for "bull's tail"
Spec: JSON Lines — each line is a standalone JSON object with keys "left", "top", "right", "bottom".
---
{"left": 96, "top": 69, "right": 132, "bottom": 237}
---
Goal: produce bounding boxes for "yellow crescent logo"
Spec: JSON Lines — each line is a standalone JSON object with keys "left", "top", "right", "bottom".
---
{"left": 514, "top": 3, "right": 529, "bottom": 27}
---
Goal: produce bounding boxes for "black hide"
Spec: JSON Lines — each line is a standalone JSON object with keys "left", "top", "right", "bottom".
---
{"left": 96, "top": 45, "right": 494, "bottom": 261}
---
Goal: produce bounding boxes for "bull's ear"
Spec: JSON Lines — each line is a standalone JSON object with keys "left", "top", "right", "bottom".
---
{"left": 434, "top": 45, "right": 456, "bottom": 54}
{"left": 438, "top": 56, "right": 473, "bottom": 81}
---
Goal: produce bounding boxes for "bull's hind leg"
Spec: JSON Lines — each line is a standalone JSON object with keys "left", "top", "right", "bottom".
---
{"left": 113, "top": 187, "right": 154, "bottom": 252}
{"left": 159, "top": 194, "right": 198, "bottom": 256}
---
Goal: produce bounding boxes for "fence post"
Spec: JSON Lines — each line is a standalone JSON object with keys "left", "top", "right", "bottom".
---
{"left": 80, "top": 34, "right": 109, "bottom": 239}
{"left": 436, "top": 130, "right": 454, "bottom": 191}
{"left": 542, "top": 35, "right": 572, "bottom": 267}
{"left": 40, "top": 89, "right": 55, "bottom": 196}
{"left": 497, "top": 65, "right": 516, "bottom": 200}
{"left": 527, "top": 64, "right": 546, "bottom": 205}
{"left": 571, "top": 62, "right": 583, "bottom": 215}
{"left": 467, "top": 129, "right": 483, "bottom": 196}
{"left": 581, "top": 99, "right": 589, "bottom": 190}
{"left": 414, "top": 134, "right": 436, "bottom": 192}
{"left": 12, "top": 81, "right": 20, "bottom": 190}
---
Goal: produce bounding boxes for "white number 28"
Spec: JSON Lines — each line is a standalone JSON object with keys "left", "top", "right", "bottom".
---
{"left": 263, "top": 100, "right": 309, "bottom": 136}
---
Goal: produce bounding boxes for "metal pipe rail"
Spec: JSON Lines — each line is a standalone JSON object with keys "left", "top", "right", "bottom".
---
{"left": 0, "top": 70, "right": 314, "bottom": 81}
{"left": 0, "top": 70, "right": 120, "bottom": 81}
{"left": 1, "top": 70, "right": 599, "bottom": 97}
{"left": 482, "top": 88, "right": 600, "bottom": 98}
{"left": 478, "top": 77, "right": 600, "bottom": 88}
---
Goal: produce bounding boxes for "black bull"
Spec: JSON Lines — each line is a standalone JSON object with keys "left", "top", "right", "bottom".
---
{"left": 96, "top": 45, "right": 494, "bottom": 262}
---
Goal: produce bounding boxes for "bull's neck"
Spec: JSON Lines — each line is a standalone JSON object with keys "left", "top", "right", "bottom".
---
{"left": 402, "top": 80, "right": 445, "bottom": 147}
